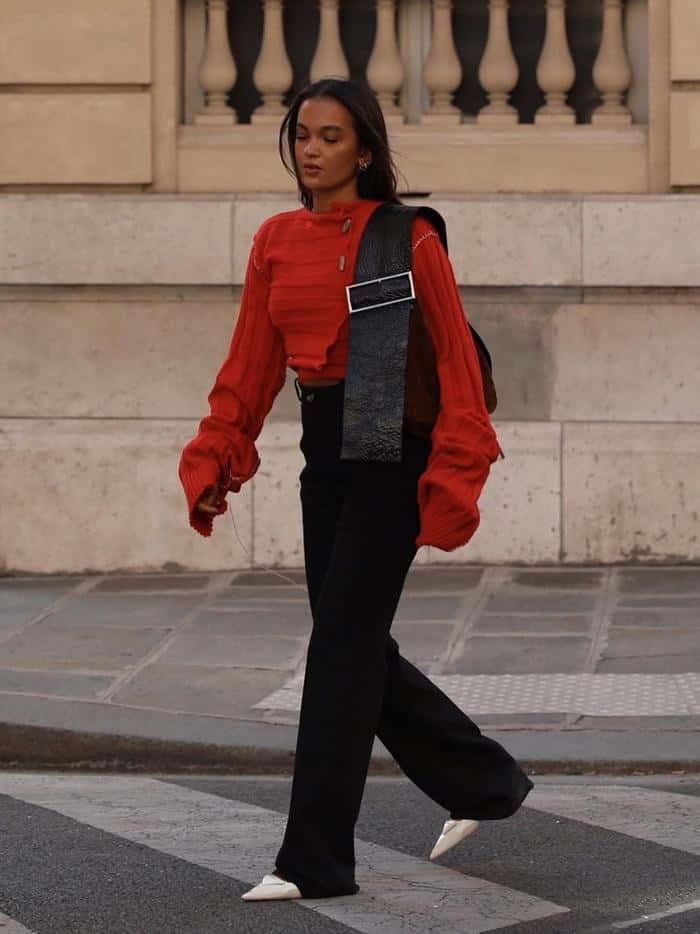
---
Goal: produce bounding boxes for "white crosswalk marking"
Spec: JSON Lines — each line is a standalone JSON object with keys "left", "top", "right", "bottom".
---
{"left": 0, "top": 912, "right": 35, "bottom": 933}
{"left": 612, "top": 898, "right": 700, "bottom": 930}
{"left": 0, "top": 774, "right": 567, "bottom": 934}
{"left": 528, "top": 784, "right": 700, "bottom": 857}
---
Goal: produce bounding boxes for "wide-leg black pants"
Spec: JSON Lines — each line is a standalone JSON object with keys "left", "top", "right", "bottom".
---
{"left": 274, "top": 379, "right": 533, "bottom": 898}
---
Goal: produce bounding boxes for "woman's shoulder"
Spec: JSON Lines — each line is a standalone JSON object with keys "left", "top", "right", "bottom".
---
{"left": 372, "top": 202, "right": 446, "bottom": 253}
{"left": 411, "top": 212, "right": 445, "bottom": 254}
{"left": 255, "top": 205, "right": 306, "bottom": 238}
{"left": 248, "top": 207, "right": 307, "bottom": 271}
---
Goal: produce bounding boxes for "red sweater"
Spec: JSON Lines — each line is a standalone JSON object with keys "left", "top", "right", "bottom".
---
{"left": 179, "top": 197, "right": 501, "bottom": 551}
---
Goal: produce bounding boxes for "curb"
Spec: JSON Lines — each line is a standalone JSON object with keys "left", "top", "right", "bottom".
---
{"left": 1, "top": 723, "right": 699, "bottom": 776}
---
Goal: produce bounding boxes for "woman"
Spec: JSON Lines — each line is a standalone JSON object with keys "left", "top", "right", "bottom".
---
{"left": 179, "top": 77, "right": 533, "bottom": 902}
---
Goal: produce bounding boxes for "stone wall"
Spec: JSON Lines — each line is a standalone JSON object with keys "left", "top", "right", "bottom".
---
{"left": 1, "top": 195, "right": 699, "bottom": 571}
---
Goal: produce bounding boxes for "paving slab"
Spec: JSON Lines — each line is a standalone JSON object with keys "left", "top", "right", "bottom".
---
{"left": 93, "top": 574, "right": 210, "bottom": 593}
{"left": 0, "top": 669, "right": 112, "bottom": 699}
{"left": 447, "top": 636, "right": 592, "bottom": 674}
{"left": 603, "top": 629, "right": 700, "bottom": 658}
{"left": 483, "top": 591, "right": 598, "bottom": 614}
{"left": 111, "top": 663, "right": 285, "bottom": 717}
{"left": 0, "top": 578, "right": 83, "bottom": 605}
{"left": 402, "top": 567, "right": 483, "bottom": 591}
{"left": 389, "top": 621, "right": 454, "bottom": 664}
{"left": 618, "top": 595, "right": 700, "bottom": 609}
{"left": 159, "top": 630, "right": 303, "bottom": 670}
{"left": 215, "top": 586, "right": 308, "bottom": 602}
{"left": 0, "top": 579, "right": 84, "bottom": 628}
{"left": 47, "top": 594, "right": 202, "bottom": 629}
{"left": 1, "top": 621, "right": 170, "bottom": 671}
{"left": 511, "top": 570, "right": 605, "bottom": 589}
{"left": 473, "top": 616, "right": 594, "bottom": 634}
{"left": 597, "top": 654, "right": 700, "bottom": 674}
{"left": 200, "top": 604, "right": 312, "bottom": 634}
{"left": 394, "top": 595, "right": 463, "bottom": 620}
{"left": 618, "top": 569, "right": 700, "bottom": 594}
{"left": 0, "top": 608, "right": 52, "bottom": 630}
{"left": 230, "top": 570, "right": 307, "bottom": 586}
{"left": 610, "top": 609, "right": 699, "bottom": 628}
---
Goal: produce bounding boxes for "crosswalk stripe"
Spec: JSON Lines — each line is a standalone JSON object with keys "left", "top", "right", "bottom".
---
{"left": 0, "top": 912, "right": 35, "bottom": 934}
{"left": 528, "top": 784, "right": 700, "bottom": 857}
{"left": 612, "top": 897, "right": 700, "bottom": 930}
{"left": 0, "top": 774, "right": 567, "bottom": 934}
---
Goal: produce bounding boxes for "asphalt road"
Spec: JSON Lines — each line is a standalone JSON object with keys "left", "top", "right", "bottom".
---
{"left": 1, "top": 773, "right": 699, "bottom": 934}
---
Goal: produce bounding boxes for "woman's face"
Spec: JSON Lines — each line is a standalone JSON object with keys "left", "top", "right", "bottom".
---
{"left": 294, "top": 96, "right": 372, "bottom": 199}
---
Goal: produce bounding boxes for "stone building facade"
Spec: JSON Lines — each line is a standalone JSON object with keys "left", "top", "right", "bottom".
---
{"left": 1, "top": 0, "right": 699, "bottom": 572}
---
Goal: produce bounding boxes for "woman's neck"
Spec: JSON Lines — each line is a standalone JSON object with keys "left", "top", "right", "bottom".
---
{"left": 311, "top": 185, "right": 360, "bottom": 214}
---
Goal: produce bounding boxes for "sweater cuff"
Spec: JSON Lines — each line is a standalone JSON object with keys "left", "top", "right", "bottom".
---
{"left": 179, "top": 460, "right": 226, "bottom": 538}
{"left": 416, "top": 477, "right": 481, "bottom": 551}
{"left": 415, "top": 509, "right": 480, "bottom": 551}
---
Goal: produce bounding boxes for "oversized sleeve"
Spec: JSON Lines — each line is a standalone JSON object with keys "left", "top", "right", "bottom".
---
{"left": 410, "top": 215, "right": 501, "bottom": 551}
{"left": 178, "top": 230, "right": 287, "bottom": 537}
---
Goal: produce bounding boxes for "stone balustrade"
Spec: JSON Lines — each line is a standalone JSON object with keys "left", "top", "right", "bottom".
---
{"left": 190, "top": 0, "right": 640, "bottom": 128}
{"left": 7, "top": 0, "right": 696, "bottom": 193}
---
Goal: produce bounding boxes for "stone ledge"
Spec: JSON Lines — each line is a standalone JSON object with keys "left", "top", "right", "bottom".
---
{"left": 0, "top": 418, "right": 560, "bottom": 572}
{"left": 2, "top": 195, "right": 700, "bottom": 287}
{"left": 0, "top": 419, "right": 253, "bottom": 573}
{"left": 551, "top": 303, "right": 700, "bottom": 422}
{"left": 562, "top": 422, "right": 700, "bottom": 564}
{"left": 583, "top": 198, "right": 700, "bottom": 285}
{"left": 0, "top": 197, "right": 232, "bottom": 284}
{"left": 6, "top": 418, "right": 700, "bottom": 569}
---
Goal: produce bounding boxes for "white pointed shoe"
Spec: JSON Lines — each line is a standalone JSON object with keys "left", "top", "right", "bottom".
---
{"left": 430, "top": 818, "right": 480, "bottom": 860}
{"left": 241, "top": 873, "right": 302, "bottom": 901}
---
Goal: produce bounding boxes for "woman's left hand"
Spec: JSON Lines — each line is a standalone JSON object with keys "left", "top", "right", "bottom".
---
{"left": 195, "top": 482, "right": 222, "bottom": 515}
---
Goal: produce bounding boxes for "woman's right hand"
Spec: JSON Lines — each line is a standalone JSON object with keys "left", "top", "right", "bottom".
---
{"left": 195, "top": 482, "right": 222, "bottom": 515}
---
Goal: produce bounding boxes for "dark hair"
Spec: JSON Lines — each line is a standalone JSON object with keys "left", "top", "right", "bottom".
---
{"left": 279, "top": 78, "right": 400, "bottom": 210}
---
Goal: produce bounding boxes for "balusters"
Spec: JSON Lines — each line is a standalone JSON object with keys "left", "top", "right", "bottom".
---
{"left": 478, "top": 0, "right": 519, "bottom": 124}
{"left": 592, "top": 0, "right": 632, "bottom": 124}
{"left": 195, "top": 0, "right": 237, "bottom": 125}
{"left": 367, "top": 0, "right": 405, "bottom": 122}
{"left": 624, "top": 0, "right": 648, "bottom": 124}
{"left": 310, "top": 0, "right": 349, "bottom": 82}
{"left": 188, "top": 0, "right": 641, "bottom": 132}
{"left": 422, "top": 0, "right": 462, "bottom": 124}
{"left": 535, "top": 0, "right": 576, "bottom": 124}
{"left": 252, "top": 0, "right": 293, "bottom": 123}
{"left": 397, "top": 0, "right": 431, "bottom": 124}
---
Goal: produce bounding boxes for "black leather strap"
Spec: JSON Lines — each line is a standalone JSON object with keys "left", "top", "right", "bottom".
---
{"left": 340, "top": 202, "right": 446, "bottom": 462}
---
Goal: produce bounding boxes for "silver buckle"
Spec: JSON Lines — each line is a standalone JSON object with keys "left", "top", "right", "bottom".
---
{"left": 345, "top": 270, "right": 415, "bottom": 315}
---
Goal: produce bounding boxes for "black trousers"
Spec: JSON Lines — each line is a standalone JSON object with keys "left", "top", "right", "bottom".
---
{"left": 274, "top": 380, "right": 533, "bottom": 899}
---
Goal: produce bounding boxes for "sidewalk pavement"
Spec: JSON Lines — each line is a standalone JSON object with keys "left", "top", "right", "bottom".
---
{"left": 1, "top": 566, "right": 699, "bottom": 773}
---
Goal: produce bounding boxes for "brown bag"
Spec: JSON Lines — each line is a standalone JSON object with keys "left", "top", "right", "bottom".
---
{"left": 403, "top": 303, "right": 498, "bottom": 441}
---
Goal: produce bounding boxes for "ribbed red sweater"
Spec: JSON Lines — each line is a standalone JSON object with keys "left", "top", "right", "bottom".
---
{"left": 179, "top": 197, "right": 501, "bottom": 551}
